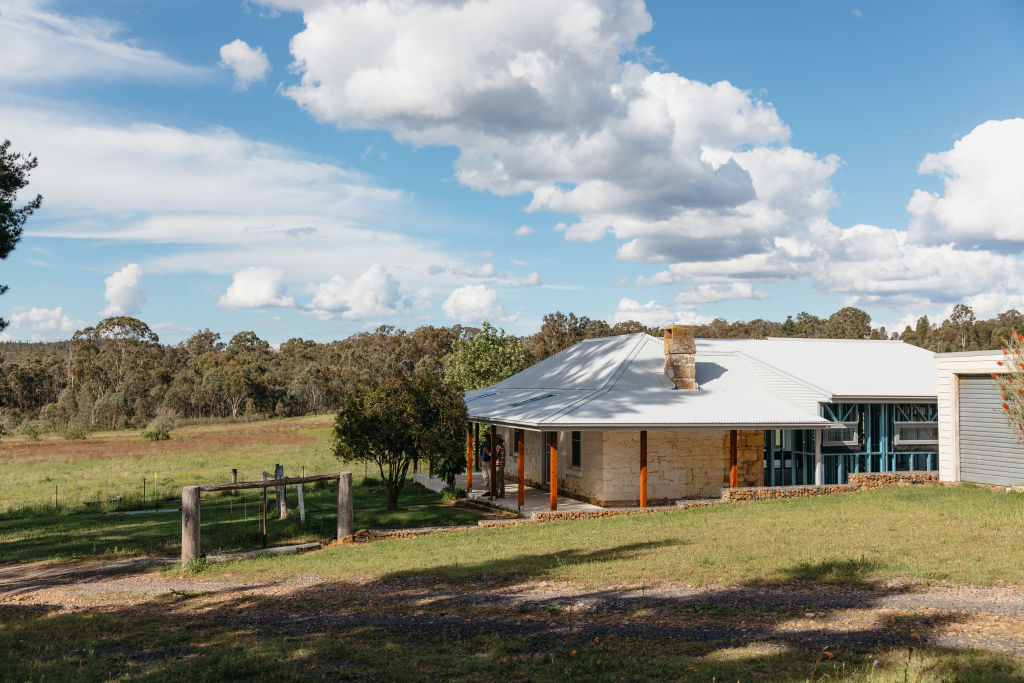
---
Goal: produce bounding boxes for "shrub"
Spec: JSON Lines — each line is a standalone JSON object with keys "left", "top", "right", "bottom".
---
{"left": 63, "top": 427, "right": 88, "bottom": 440}
{"left": 18, "top": 422, "right": 42, "bottom": 441}
{"left": 439, "top": 486, "right": 467, "bottom": 502}
{"left": 140, "top": 427, "right": 171, "bottom": 441}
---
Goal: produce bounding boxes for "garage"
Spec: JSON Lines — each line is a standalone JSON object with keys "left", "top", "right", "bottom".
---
{"left": 957, "top": 375, "right": 1024, "bottom": 485}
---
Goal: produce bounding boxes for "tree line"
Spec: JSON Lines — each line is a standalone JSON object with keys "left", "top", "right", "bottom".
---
{"left": 0, "top": 304, "right": 1019, "bottom": 435}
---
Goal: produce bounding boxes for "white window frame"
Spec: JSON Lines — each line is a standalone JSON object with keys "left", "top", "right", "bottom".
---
{"left": 893, "top": 421, "right": 938, "bottom": 446}
{"left": 823, "top": 421, "right": 859, "bottom": 447}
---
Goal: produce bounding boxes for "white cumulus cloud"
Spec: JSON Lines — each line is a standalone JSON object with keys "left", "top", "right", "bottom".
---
{"left": 100, "top": 263, "right": 146, "bottom": 316}
{"left": 219, "top": 39, "right": 271, "bottom": 91}
{"left": 6, "top": 306, "right": 84, "bottom": 340}
{"left": 514, "top": 225, "right": 535, "bottom": 236}
{"left": 908, "top": 118, "right": 1024, "bottom": 247}
{"left": 306, "top": 264, "right": 401, "bottom": 320}
{"left": 442, "top": 285, "right": 504, "bottom": 323}
{"left": 218, "top": 267, "right": 295, "bottom": 308}
{"left": 610, "top": 297, "right": 710, "bottom": 327}
{"left": 271, "top": 0, "right": 839, "bottom": 268}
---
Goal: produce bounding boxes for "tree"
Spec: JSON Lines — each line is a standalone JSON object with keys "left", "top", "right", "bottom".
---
{"left": 825, "top": 307, "right": 871, "bottom": 339}
{"left": 0, "top": 140, "right": 43, "bottom": 331}
{"left": 993, "top": 329, "right": 1024, "bottom": 446}
{"left": 332, "top": 374, "right": 467, "bottom": 509}
{"left": 445, "top": 321, "right": 524, "bottom": 390}
{"left": 949, "top": 303, "right": 976, "bottom": 352}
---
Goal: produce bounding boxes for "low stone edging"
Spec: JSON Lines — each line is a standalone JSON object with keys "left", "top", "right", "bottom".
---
{"left": 720, "top": 472, "right": 939, "bottom": 503}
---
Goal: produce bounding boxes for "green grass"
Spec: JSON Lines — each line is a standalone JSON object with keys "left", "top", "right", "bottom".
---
{"left": 0, "top": 477, "right": 484, "bottom": 563}
{"left": 204, "top": 484, "right": 1024, "bottom": 588}
{"left": 0, "top": 416, "right": 485, "bottom": 562}
{"left": 0, "top": 415, "right": 343, "bottom": 513}
{"left": 1, "top": 605, "right": 1020, "bottom": 682}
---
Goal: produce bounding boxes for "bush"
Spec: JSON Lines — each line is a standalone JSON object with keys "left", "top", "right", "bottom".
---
{"left": 18, "top": 422, "right": 42, "bottom": 441}
{"left": 439, "top": 486, "right": 467, "bottom": 502}
{"left": 63, "top": 427, "right": 88, "bottom": 440}
{"left": 140, "top": 427, "right": 171, "bottom": 441}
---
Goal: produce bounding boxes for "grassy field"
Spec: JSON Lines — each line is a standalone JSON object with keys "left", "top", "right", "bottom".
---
{"left": 2, "top": 604, "right": 1021, "bottom": 682}
{"left": 203, "top": 483, "right": 1024, "bottom": 588}
{"left": 0, "top": 415, "right": 343, "bottom": 513}
{"left": 0, "top": 416, "right": 486, "bottom": 562}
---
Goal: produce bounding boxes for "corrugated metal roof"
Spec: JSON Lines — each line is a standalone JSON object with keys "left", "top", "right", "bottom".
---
{"left": 467, "top": 334, "right": 834, "bottom": 429}
{"left": 465, "top": 333, "right": 938, "bottom": 429}
{"left": 698, "top": 338, "right": 938, "bottom": 399}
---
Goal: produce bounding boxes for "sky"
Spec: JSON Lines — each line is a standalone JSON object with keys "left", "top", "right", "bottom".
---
{"left": 1, "top": 0, "right": 1023, "bottom": 345}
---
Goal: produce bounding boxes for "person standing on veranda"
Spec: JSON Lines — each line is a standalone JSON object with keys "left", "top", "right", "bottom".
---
{"left": 493, "top": 436, "right": 507, "bottom": 498}
{"left": 478, "top": 437, "right": 491, "bottom": 494}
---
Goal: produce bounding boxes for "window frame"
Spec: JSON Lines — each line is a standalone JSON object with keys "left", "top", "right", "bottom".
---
{"left": 822, "top": 421, "right": 859, "bottom": 447}
{"left": 892, "top": 421, "right": 938, "bottom": 446}
{"left": 570, "top": 430, "right": 582, "bottom": 469}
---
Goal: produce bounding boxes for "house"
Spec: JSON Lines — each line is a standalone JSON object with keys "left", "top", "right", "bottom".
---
{"left": 936, "top": 351, "right": 1024, "bottom": 485}
{"left": 465, "top": 325, "right": 939, "bottom": 509}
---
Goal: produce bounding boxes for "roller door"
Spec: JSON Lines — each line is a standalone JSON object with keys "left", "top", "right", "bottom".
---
{"left": 958, "top": 375, "right": 1024, "bottom": 485}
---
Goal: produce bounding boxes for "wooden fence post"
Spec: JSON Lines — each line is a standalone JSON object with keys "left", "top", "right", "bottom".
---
{"left": 181, "top": 486, "right": 201, "bottom": 564}
{"left": 275, "top": 464, "right": 287, "bottom": 518}
{"left": 337, "top": 472, "right": 354, "bottom": 540}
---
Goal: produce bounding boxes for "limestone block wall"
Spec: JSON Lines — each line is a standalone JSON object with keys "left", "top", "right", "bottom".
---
{"left": 555, "top": 430, "right": 605, "bottom": 503}
{"left": 599, "top": 429, "right": 764, "bottom": 505}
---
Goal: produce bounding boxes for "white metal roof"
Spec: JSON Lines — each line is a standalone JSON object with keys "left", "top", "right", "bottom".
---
{"left": 466, "top": 333, "right": 938, "bottom": 430}
{"left": 698, "top": 338, "right": 938, "bottom": 400}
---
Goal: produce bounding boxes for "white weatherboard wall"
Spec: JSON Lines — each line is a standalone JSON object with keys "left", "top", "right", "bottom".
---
{"left": 937, "top": 351, "right": 1013, "bottom": 482}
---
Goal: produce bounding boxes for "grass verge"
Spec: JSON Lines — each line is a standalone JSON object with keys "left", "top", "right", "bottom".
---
{"left": 203, "top": 483, "right": 1024, "bottom": 588}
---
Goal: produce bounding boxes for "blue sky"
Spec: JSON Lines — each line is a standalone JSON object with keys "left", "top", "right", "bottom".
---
{"left": 2, "top": 0, "right": 1022, "bottom": 344}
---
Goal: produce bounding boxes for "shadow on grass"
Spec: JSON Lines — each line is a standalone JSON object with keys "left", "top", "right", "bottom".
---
{"left": 376, "top": 538, "right": 687, "bottom": 588}
{"left": 1, "top": 565, "right": 1021, "bottom": 682}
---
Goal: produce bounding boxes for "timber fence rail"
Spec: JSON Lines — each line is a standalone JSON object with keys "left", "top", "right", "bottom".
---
{"left": 181, "top": 472, "right": 353, "bottom": 565}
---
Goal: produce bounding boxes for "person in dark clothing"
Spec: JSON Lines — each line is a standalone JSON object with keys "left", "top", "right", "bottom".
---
{"left": 493, "top": 436, "right": 507, "bottom": 498}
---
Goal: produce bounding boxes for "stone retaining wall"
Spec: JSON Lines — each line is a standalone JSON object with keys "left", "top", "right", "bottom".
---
{"left": 847, "top": 471, "right": 939, "bottom": 488}
{"left": 719, "top": 472, "right": 938, "bottom": 503}
{"left": 720, "top": 484, "right": 858, "bottom": 502}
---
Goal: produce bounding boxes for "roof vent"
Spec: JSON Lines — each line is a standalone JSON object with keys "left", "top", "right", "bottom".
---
{"left": 663, "top": 324, "right": 697, "bottom": 390}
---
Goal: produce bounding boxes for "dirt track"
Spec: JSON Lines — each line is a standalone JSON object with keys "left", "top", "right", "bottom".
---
{"left": 3, "top": 557, "right": 1024, "bottom": 656}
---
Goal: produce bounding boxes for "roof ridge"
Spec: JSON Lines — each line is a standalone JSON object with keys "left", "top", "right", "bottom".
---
{"left": 736, "top": 351, "right": 832, "bottom": 399}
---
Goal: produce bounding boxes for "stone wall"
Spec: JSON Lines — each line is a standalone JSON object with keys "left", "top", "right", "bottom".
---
{"left": 598, "top": 429, "right": 763, "bottom": 505}
{"left": 720, "top": 471, "right": 938, "bottom": 502}
{"left": 721, "top": 484, "right": 858, "bottom": 502}
{"left": 848, "top": 471, "right": 939, "bottom": 488}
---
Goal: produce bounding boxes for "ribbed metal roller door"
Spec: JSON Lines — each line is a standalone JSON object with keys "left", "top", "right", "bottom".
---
{"left": 958, "top": 375, "right": 1024, "bottom": 485}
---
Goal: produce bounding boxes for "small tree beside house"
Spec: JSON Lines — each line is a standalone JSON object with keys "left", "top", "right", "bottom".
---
{"left": 993, "top": 329, "right": 1024, "bottom": 444}
{"left": 332, "top": 374, "right": 467, "bottom": 509}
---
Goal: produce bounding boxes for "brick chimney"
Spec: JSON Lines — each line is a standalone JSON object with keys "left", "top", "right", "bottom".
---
{"left": 663, "top": 324, "right": 697, "bottom": 390}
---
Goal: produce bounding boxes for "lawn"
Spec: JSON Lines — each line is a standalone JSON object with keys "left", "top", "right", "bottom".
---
{"left": 0, "top": 416, "right": 486, "bottom": 563}
{"left": 0, "top": 415, "right": 343, "bottom": 513}
{"left": 205, "top": 483, "right": 1024, "bottom": 588}
{"left": 2, "top": 604, "right": 1021, "bottom": 682}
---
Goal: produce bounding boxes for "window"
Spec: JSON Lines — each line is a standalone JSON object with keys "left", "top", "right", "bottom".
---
{"left": 571, "top": 431, "right": 582, "bottom": 468}
{"left": 513, "top": 429, "right": 523, "bottom": 458}
{"left": 894, "top": 421, "right": 938, "bottom": 446}
{"left": 823, "top": 422, "right": 859, "bottom": 447}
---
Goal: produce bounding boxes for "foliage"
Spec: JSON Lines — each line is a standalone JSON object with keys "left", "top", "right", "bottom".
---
{"left": 333, "top": 375, "right": 468, "bottom": 510}
{"left": 2, "top": 304, "right": 1023, "bottom": 436}
{"left": 439, "top": 486, "right": 467, "bottom": 502}
{"left": 0, "top": 139, "right": 43, "bottom": 331}
{"left": 62, "top": 427, "right": 87, "bottom": 440}
{"left": 18, "top": 421, "right": 41, "bottom": 440}
{"left": 140, "top": 427, "right": 170, "bottom": 441}
{"left": 993, "top": 329, "right": 1024, "bottom": 445}
{"left": 445, "top": 321, "right": 524, "bottom": 390}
